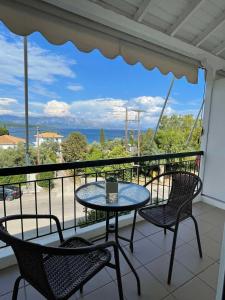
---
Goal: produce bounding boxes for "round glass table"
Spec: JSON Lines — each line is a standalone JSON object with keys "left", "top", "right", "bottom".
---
{"left": 75, "top": 181, "right": 150, "bottom": 212}
{"left": 75, "top": 181, "right": 150, "bottom": 295}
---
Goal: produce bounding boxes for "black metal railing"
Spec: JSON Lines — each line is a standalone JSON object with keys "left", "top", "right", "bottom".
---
{"left": 0, "top": 151, "right": 203, "bottom": 248}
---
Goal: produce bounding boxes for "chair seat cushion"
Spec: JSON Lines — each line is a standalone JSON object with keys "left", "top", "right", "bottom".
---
{"left": 138, "top": 205, "right": 188, "bottom": 227}
{"left": 44, "top": 237, "right": 111, "bottom": 299}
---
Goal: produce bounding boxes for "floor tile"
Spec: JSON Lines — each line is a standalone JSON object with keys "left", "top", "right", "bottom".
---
{"left": 172, "top": 277, "right": 215, "bottom": 300}
{"left": 148, "top": 230, "right": 185, "bottom": 252}
{"left": 199, "top": 211, "right": 225, "bottom": 228}
{"left": 122, "top": 266, "right": 169, "bottom": 300}
{"left": 117, "top": 224, "right": 145, "bottom": 246}
{"left": 175, "top": 243, "right": 214, "bottom": 275}
{"left": 106, "top": 247, "right": 142, "bottom": 280}
{"left": 78, "top": 281, "right": 120, "bottom": 300}
{"left": 177, "top": 224, "right": 197, "bottom": 243}
{"left": 145, "top": 254, "right": 194, "bottom": 292}
{"left": 183, "top": 217, "right": 214, "bottom": 235}
{"left": 203, "top": 226, "right": 224, "bottom": 245}
{"left": 23, "top": 285, "right": 46, "bottom": 300}
{"left": 135, "top": 221, "right": 162, "bottom": 237}
{"left": 198, "top": 262, "right": 219, "bottom": 290}
{"left": 128, "top": 237, "right": 164, "bottom": 265}
{"left": 77, "top": 268, "right": 112, "bottom": 297}
{"left": 0, "top": 289, "right": 24, "bottom": 300}
{"left": 0, "top": 265, "right": 20, "bottom": 296}
{"left": 192, "top": 203, "right": 213, "bottom": 217}
{"left": 189, "top": 235, "right": 221, "bottom": 261}
{"left": 162, "top": 295, "right": 176, "bottom": 300}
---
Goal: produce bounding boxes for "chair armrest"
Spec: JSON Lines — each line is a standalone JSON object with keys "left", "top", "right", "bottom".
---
{"left": 0, "top": 214, "right": 64, "bottom": 243}
{"left": 41, "top": 240, "right": 118, "bottom": 256}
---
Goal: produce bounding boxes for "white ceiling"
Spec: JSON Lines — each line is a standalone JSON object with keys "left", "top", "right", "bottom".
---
{"left": 89, "top": 0, "right": 225, "bottom": 60}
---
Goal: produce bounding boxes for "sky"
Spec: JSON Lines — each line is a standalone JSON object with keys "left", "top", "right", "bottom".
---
{"left": 0, "top": 22, "right": 205, "bottom": 130}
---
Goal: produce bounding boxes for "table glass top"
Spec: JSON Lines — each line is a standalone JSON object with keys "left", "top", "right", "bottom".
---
{"left": 75, "top": 181, "right": 150, "bottom": 210}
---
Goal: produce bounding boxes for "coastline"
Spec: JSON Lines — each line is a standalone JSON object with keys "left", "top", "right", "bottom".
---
{"left": 7, "top": 127, "right": 131, "bottom": 144}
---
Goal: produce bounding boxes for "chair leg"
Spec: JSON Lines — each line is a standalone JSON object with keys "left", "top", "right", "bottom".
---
{"left": 191, "top": 215, "right": 203, "bottom": 258}
{"left": 80, "top": 286, "right": 83, "bottom": 294}
{"left": 114, "top": 247, "right": 124, "bottom": 300}
{"left": 164, "top": 228, "right": 167, "bottom": 235}
{"left": 167, "top": 224, "right": 179, "bottom": 285}
{"left": 130, "top": 210, "right": 137, "bottom": 253}
{"left": 12, "top": 276, "right": 22, "bottom": 300}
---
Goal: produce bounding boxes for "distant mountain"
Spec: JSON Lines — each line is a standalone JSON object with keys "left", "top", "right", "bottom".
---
{"left": 0, "top": 114, "right": 92, "bottom": 129}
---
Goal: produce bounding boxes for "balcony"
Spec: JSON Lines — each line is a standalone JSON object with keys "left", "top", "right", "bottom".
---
{"left": 0, "top": 201, "right": 222, "bottom": 300}
{"left": 0, "top": 151, "right": 223, "bottom": 300}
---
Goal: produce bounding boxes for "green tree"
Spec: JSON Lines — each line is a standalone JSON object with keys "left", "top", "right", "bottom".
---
{"left": 140, "top": 128, "right": 159, "bottom": 155}
{"left": 155, "top": 115, "right": 202, "bottom": 153}
{"left": 61, "top": 132, "right": 88, "bottom": 162}
{"left": 85, "top": 143, "right": 105, "bottom": 173}
{"left": 100, "top": 128, "right": 105, "bottom": 146}
{"left": 0, "top": 125, "right": 9, "bottom": 136}
{"left": 37, "top": 171, "right": 54, "bottom": 189}
{"left": 103, "top": 143, "right": 131, "bottom": 175}
{"left": 129, "top": 130, "right": 135, "bottom": 146}
{"left": 0, "top": 143, "right": 36, "bottom": 185}
{"left": 0, "top": 143, "right": 36, "bottom": 168}
{"left": 39, "top": 141, "right": 59, "bottom": 164}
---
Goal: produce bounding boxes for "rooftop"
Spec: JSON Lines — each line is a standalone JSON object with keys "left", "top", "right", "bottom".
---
{"left": 36, "top": 132, "right": 63, "bottom": 138}
{"left": 0, "top": 135, "right": 25, "bottom": 145}
{"left": 0, "top": 202, "right": 222, "bottom": 300}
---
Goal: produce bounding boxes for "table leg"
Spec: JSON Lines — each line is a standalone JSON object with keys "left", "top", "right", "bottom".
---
{"left": 130, "top": 210, "right": 137, "bottom": 253}
{"left": 115, "top": 213, "right": 141, "bottom": 295}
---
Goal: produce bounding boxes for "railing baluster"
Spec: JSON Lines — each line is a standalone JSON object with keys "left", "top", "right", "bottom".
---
{"left": 2, "top": 185, "right": 7, "bottom": 231}
{"left": 34, "top": 181, "right": 39, "bottom": 238}
{"left": 73, "top": 169, "right": 77, "bottom": 231}
{"left": 19, "top": 183, "right": 24, "bottom": 240}
{"left": 61, "top": 177, "right": 65, "bottom": 230}
{"left": 85, "top": 175, "right": 88, "bottom": 225}
{"left": 137, "top": 165, "right": 140, "bottom": 184}
{"left": 48, "top": 179, "right": 52, "bottom": 233}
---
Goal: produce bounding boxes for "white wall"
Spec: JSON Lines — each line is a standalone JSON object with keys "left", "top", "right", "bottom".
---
{"left": 202, "top": 77, "right": 225, "bottom": 207}
{"left": 0, "top": 144, "right": 17, "bottom": 150}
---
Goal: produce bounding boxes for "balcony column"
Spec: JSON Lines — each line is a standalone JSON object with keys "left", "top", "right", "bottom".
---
{"left": 200, "top": 61, "right": 225, "bottom": 208}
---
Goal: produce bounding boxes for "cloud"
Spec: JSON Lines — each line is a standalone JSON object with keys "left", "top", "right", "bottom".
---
{"left": 29, "top": 84, "right": 59, "bottom": 99}
{"left": 0, "top": 97, "right": 17, "bottom": 105}
{"left": 0, "top": 109, "right": 14, "bottom": 115}
{"left": 30, "top": 101, "right": 45, "bottom": 107}
{"left": 67, "top": 84, "right": 84, "bottom": 92}
{"left": 44, "top": 100, "right": 71, "bottom": 117}
{"left": 67, "top": 96, "right": 176, "bottom": 128}
{"left": 0, "top": 33, "right": 76, "bottom": 88}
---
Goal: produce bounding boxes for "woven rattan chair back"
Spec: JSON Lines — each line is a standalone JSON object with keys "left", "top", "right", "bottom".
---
{"left": 167, "top": 172, "right": 200, "bottom": 213}
{"left": 0, "top": 218, "right": 54, "bottom": 298}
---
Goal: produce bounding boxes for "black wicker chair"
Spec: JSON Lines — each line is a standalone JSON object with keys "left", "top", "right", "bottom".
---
{"left": 132, "top": 171, "right": 203, "bottom": 284}
{"left": 0, "top": 214, "right": 124, "bottom": 300}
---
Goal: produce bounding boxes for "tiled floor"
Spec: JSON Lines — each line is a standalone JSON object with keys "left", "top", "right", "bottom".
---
{"left": 0, "top": 202, "right": 224, "bottom": 300}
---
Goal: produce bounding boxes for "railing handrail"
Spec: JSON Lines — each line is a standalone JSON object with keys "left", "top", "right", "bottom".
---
{"left": 0, "top": 151, "right": 203, "bottom": 176}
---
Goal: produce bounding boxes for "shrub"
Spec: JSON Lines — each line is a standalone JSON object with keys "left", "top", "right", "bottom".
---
{"left": 37, "top": 171, "right": 55, "bottom": 189}
{"left": 0, "top": 174, "right": 26, "bottom": 185}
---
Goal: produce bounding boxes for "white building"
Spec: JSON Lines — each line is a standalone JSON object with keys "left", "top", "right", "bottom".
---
{"left": 0, "top": 135, "right": 25, "bottom": 150}
{"left": 34, "top": 132, "right": 63, "bottom": 147}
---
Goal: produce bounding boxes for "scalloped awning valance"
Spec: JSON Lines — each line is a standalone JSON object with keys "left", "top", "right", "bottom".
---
{"left": 0, "top": 0, "right": 199, "bottom": 83}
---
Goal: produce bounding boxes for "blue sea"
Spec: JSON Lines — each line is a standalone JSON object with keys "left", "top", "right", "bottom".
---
{"left": 7, "top": 127, "right": 129, "bottom": 145}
